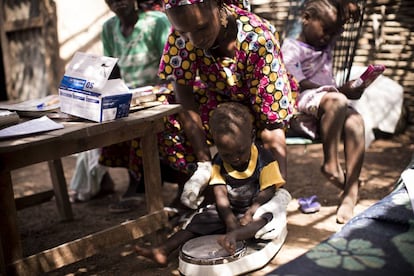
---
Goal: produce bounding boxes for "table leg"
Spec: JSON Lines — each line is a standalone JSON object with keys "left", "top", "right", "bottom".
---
{"left": 141, "top": 131, "right": 163, "bottom": 214}
{"left": 0, "top": 235, "right": 5, "bottom": 276}
{"left": 0, "top": 172, "right": 23, "bottom": 266}
{"left": 48, "top": 159, "right": 73, "bottom": 221}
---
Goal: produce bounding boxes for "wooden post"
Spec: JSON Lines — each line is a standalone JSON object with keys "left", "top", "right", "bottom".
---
{"left": 141, "top": 120, "right": 164, "bottom": 214}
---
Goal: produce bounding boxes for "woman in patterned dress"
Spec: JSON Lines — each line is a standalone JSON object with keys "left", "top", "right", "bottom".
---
{"left": 158, "top": 0, "right": 296, "bottom": 209}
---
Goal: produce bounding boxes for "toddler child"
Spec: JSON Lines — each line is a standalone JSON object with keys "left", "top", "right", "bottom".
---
{"left": 134, "top": 102, "right": 291, "bottom": 264}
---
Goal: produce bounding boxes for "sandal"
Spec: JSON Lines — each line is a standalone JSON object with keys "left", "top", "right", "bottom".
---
{"left": 108, "top": 197, "right": 144, "bottom": 214}
{"left": 298, "top": 195, "right": 321, "bottom": 214}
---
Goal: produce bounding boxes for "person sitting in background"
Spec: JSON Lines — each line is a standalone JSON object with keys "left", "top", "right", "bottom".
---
{"left": 69, "top": 0, "right": 177, "bottom": 213}
{"left": 281, "top": 0, "right": 365, "bottom": 223}
{"left": 134, "top": 102, "right": 291, "bottom": 264}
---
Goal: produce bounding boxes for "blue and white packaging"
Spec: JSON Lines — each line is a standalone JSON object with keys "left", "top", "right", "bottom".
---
{"left": 59, "top": 52, "right": 132, "bottom": 122}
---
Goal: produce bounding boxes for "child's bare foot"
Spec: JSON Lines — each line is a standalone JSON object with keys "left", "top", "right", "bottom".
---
{"left": 217, "top": 234, "right": 236, "bottom": 255}
{"left": 321, "top": 165, "right": 345, "bottom": 189}
{"left": 134, "top": 245, "right": 168, "bottom": 266}
{"left": 336, "top": 195, "right": 357, "bottom": 224}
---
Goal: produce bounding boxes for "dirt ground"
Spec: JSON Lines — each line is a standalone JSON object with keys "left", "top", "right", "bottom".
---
{"left": 12, "top": 126, "right": 414, "bottom": 276}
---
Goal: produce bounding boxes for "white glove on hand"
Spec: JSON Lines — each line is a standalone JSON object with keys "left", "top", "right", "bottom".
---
{"left": 253, "top": 188, "right": 292, "bottom": 240}
{"left": 180, "top": 161, "right": 212, "bottom": 209}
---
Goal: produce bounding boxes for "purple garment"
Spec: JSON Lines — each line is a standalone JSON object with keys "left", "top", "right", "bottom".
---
{"left": 281, "top": 38, "right": 336, "bottom": 86}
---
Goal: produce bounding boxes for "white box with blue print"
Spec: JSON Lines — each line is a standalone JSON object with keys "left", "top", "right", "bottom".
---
{"left": 59, "top": 52, "right": 132, "bottom": 122}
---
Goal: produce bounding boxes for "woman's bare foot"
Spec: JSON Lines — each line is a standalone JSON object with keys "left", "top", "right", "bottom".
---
{"left": 134, "top": 245, "right": 168, "bottom": 265}
{"left": 336, "top": 194, "right": 357, "bottom": 224}
{"left": 321, "top": 165, "right": 345, "bottom": 189}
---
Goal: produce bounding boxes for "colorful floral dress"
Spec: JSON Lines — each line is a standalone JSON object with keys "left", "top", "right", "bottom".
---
{"left": 155, "top": 4, "right": 295, "bottom": 173}
{"left": 159, "top": 5, "right": 293, "bottom": 129}
{"left": 101, "top": 4, "right": 296, "bottom": 180}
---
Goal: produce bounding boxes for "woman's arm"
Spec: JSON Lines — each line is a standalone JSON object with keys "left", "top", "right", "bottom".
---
{"left": 175, "top": 82, "right": 213, "bottom": 209}
{"left": 299, "top": 79, "right": 321, "bottom": 91}
{"left": 101, "top": 19, "right": 115, "bottom": 57}
{"left": 173, "top": 82, "right": 211, "bottom": 162}
{"left": 260, "top": 128, "right": 287, "bottom": 180}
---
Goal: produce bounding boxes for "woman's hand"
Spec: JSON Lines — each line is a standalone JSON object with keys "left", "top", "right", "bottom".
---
{"left": 180, "top": 161, "right": 212, "bottom": 209}
{"left": 253, "top": 188, "right": 291, "bottom": 240}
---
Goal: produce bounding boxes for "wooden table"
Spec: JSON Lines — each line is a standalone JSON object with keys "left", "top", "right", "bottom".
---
{"left": 0, "top": 104, "right": 181, "bottom": 275}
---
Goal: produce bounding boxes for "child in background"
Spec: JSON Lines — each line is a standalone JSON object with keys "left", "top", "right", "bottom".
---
{"left": 281, "top": 0, "right": 365, "bottom": 224}
{"left": 135, "top": 102, "right": 291, "bottom": 264}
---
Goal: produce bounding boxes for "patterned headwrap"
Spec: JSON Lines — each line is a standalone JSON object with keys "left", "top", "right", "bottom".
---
{"left": 163, "top": 0, "right": 205, "bottom": 9}
{"left": 163, "top": 0, "right": 250, "bottom": 10}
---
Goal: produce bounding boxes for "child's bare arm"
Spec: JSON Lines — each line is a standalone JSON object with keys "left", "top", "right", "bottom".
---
{"left": 299, "top": 79, "right": 321, "bottom": 91}
{"left": 240, "top": 185, "right": 276, "bottom": 226}
{"left": 338, "top": 80, "right": 365, "bottom": 99}
{"left": 302, "top": 76, "right": 365, "bottom": 100}
{"left": 214, "top": 184, "right": 239, "bottom": 231}
{"left": 217, "top": 218, "right": 268, "bottom": 254}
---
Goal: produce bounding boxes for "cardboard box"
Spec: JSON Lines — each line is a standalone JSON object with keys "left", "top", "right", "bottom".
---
{"left": 59, "top": 52, "right": 132, "bottom": 122}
